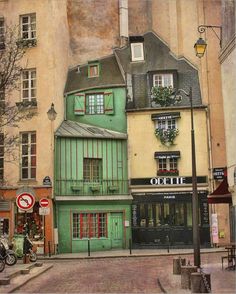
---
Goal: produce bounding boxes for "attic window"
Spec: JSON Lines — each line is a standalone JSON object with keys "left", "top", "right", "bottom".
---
{"left": 131, "top": 42, "right": 144, "bottom": 62}
{"left": 88, "top": 63, "right": 99, "bottom": 78}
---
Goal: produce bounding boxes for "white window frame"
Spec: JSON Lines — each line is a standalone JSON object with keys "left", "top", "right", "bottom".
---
{"left": 20, "top": 13, "right": 36, "bottom": 40}
{"left": 158, "top": 158, "right": 178, "bottom": 171}
{"left": 157, "top": 118, "right": 177, "bottom": 130}
{"left": 86, "top": 94, "right": 104, "bottom": 114}
{"left": 153, "top": 73, "right": 173, "bottom": 88}
{"left": 131, "top": 42, "right": 144, "bottom": 61}
{"left": 20, "top": 132, "right": 36, "bottom": 180}
{"left": 21, "top": 69, "right": 36, "bottom": 102}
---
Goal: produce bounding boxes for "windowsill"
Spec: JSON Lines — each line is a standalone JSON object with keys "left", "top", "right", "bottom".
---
{"left": 130, "top": 60, "right": 145, "bottom": 63}
{"left": 17, "top": 38, "right": 37, "bottom": 48}
{"left": 16, "top": 101, "right": 37, "bottom": 109}
{"left": 17, "top": 179, "right": 38, "bottom": 185}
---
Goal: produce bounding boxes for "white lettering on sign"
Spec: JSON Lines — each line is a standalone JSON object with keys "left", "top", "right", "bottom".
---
{"left": 150, "top": 177, "right": 186, "bottom": 185}
{"left": 163, "top": 195, "right": 176, "bottom": 199}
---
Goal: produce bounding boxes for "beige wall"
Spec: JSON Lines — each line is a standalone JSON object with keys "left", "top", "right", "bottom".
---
{"left": 128, "top": 109, "right": 209, "bottom": 180}
{"left": 1, "top": 0, "right": 69, "bottom": 186}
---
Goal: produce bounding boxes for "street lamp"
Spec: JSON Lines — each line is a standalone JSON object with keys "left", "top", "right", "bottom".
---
{"left": 194, "top": 25, "right": 222, "bottom": 58}
{"left": 175, "top": 87, "right": 200, "bottom": 268}
{"left": 47, "top": 103, "right": 57, "bottom": 121}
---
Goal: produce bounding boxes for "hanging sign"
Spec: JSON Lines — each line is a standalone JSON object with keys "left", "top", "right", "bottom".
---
{"left": 213, "top": 168, "right": 225, "bottom": 180}
{"left": 16, "top": 193, "right": 35, "bottom": 211}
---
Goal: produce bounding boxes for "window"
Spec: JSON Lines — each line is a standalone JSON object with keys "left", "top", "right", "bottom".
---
{"left": 88, "top": 64, "right": 99, "bottom": 78}
{"left": 72, "top": 213, "right": 107, "bottom": 239}
{"left": 86, "top": 94, "right": 104, "bottom": 114}
{"left": 21, "top": 132, "right": 36, "bottom": 180}
{"left": 20, "top": 14, "right": 36, "bottom": 40}
{"left": 131, "top": 42, "right": 144, "bottom": 61}
{"left": 0, "top": 17, "right": 4, "bottom": 49}
{"left": 83, "top": 158, "right": 102, "bottom": 182}
{"left": 153, "top": 74, "right": 173, "bottom": 88}
{"left": 0, "top": 133, "right": 4, "bottom": 181}
{"left": 0, "top": 87, "right": 4, "bottom": 102}
{"left": 22, "top": 69, "right": 36, "bottom": 102}
{"left": 157, "top": 118, "right": 177, "bottom": 130}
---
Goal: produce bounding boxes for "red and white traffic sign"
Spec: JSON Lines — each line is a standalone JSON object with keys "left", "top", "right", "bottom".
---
{"left": 16, "top": 193, "right": 35, "bottom": 211}
{"left": 39, "top": 198, "right": 49, "bottom": 208}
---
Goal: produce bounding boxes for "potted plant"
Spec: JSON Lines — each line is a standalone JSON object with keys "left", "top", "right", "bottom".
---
{"left": 155, "top": 128, "right": 179, "bottom": 145}
{"left": 151, "top": 86, "right": 182, "bottom": 107}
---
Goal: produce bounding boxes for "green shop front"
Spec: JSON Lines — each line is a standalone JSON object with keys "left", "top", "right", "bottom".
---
{"left": 56, "top": 198, "right": 132, "bottom": 253}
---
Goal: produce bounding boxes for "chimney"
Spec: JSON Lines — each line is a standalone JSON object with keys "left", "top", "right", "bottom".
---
{"left": 119, "top": 0, "right": 129, "bottom": 47}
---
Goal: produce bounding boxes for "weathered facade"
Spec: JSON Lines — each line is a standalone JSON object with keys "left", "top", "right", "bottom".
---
{"left": 115, "top": 32, "right": 210, "bottom": 247}
{"left": 55, "top": 55, "right": 132, "bottom": 253}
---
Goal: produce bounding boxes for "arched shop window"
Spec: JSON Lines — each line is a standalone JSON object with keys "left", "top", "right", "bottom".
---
{"left": 15, "top": 202, "right": 43, "bottom": 241}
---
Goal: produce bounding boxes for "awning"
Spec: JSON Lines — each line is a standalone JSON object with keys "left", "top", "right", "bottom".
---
{"left": 154, "top": 151, "right": 180, "bottom": 159}
{"left": 208, "top": 176, "right": 232, "bottom": 204}
{"left": 151, "top": 112, "right": 181, "bottom": 121}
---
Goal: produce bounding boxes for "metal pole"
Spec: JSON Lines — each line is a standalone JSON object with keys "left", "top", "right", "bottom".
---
{"left": 129, "top": 238, "right": 132, "bottom": 255}
{"left": 189, "top": 87, "right": 201, "bottom": 268}
{"left": 44, "top": 215, "right": 46, "bottom": 256}
{"left": 88, "top": 239, "right": 90, "bottom": 256}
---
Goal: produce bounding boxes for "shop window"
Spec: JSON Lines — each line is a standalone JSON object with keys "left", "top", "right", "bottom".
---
{"left": 15, "top": 202, "right": 43, "bottom": 241}
{"left": 0, "top": 218, "right": 9, "bottom": 236}
{"left": 20, "top": 132, "right": 36, "bottom": 180}
{"left": 83, "top": 158, "right": 102, "bottom": 182}
{"left": 72, "top": 213, "right": 107, "bottom": 239}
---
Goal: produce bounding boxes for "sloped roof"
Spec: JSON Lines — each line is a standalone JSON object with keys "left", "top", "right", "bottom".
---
{"left": 64, "top": 55, "right": 125, "bottom": 94}
{"left": 55, "top": 120, "right": 127, "bottom": 139}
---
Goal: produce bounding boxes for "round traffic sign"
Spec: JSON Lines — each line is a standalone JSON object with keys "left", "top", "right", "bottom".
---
{"left": 39, "top": 198, "right": 49, "bottom": 208}
{"left": 16, "top": 193, "right": 35, "bottom": 211}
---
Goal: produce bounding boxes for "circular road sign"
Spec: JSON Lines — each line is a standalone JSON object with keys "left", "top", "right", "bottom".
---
{"left": 39, "top": 198, "right": 49, "bottom": 208}
{"left": 16, "top": 193, "right": 35, "bottom": 211}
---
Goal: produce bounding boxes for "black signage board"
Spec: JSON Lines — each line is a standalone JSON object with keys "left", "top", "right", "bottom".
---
{"left": 132, "top": 190, "right": 208, "bottom": 203}
{"left": 43, "top": 176, "right": 52, "bottom": 186}
{"left": 213, "top": 168, "right": 225, "bottom": 180}
{"left": 130, "top": 176, "right": 207, "bottom": 186}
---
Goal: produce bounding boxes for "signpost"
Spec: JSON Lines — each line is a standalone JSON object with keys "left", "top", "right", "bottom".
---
{"left": 39, "top": 198, "right": 50, "bottom": 256}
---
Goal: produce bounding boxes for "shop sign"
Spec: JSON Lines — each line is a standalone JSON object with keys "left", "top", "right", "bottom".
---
{"left": 39, "top": 207, "right": 50, "bottom": 215}
{"left": 130, "top": 176, "right": 207, "bottom": 186}
{"left": 213, "top": 168, "right": 225, "bottom": 180}
{"left": 16, "top": 193, "right": 35, "bottom": 211}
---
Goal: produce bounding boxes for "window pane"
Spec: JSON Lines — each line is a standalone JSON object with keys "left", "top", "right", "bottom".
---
{"left": 147, "top": 204, "right": 154, "bottom": 227}
{"left": 31, "top": 144, "right": 36, "bottom": 154}
{"left": 139, "top": 204, "right": 146, "bottom": 227}
{"left": 82, "top": 214, "right": 89, "bottom": 238}
{"left": 174, "top": 203, "right": 185, "bottom": 226}
{"left": 187, "top": 203, "right": 192, "bottom": 226}
{"left": 22, "top": 133, "right": 28, "bottom": 143}
{"left": 22, "top": 157, "right": 28, "bottom": 167}
{"left": 31, "top": 133, "right": 36, "bottom": 143}
{"left": 22, "top": 168, "right": 28, "bottom": 179}
{"left": 163, "top": 203, "right": 170, "bottom": 225}
{"left": 73, "top": 213, "right": 79, "bottom": 238}
{"left": 30, "top": 168, "right": 36, "bottom": 178}
{"left": 31, "top": 156, "right": 36, "bottom": 166}
{"left": 133, "top": 44, "right": 142, "bottom": 58}
{"left": 155, "top": 204, "right": 162, "bottom": 226}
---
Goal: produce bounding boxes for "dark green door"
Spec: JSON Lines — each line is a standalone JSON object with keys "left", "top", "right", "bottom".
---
{"left": 111, "top": 212, "right": 123, "bottom": 249}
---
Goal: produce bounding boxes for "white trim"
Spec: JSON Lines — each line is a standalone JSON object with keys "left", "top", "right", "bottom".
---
{"left": 131, "top": 42, "right": 144, "bottom": 61}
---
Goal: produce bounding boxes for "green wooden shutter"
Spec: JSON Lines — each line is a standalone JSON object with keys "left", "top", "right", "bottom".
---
{"left": 104, "top": 91, "right": 114, "bottom": 114}
{"left": 74, "top": 93, "right": 85, "bottom": 115}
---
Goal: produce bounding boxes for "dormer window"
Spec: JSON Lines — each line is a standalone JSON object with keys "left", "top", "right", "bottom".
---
{"left": 153, "top": 73, "right": 173, "bottom": 88}
{"left": 88, "top": 62, "right": 99, "bottom": 78}
{"left": 130, "top": 36, "right": 144, "bottom": 62}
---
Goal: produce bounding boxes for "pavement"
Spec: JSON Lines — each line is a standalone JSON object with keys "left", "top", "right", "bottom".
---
{"left": 0, "top": 247, "right": 235, "bottom": 293}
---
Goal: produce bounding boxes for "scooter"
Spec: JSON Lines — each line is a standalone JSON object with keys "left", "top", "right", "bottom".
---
{"left": 0, "top": 254, "right": 5, "bottom": 272}
{"left": 0, "top": 237, "right": 17, "bottom": 266}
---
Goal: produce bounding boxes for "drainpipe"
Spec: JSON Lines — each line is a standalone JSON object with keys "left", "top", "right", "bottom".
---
{"left": 119, "top": 0, "right": 129, "bottom": 47}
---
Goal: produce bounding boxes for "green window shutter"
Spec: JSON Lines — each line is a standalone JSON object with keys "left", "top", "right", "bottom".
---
{"left": 104, "top": 91, "right": 114, "bottom": 114}
{"left": 74, "top": 93, "right": 85, "bottom": 115}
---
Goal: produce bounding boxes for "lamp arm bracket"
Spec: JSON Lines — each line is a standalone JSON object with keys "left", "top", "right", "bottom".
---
{"left": 198, "top": 25, "right": 222, "bottom": 47}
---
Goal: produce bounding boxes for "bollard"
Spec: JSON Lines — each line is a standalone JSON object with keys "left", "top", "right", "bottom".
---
{"left": 23, "top": 254, "right": 30, "bottom": 264}
{"left": 191, "top": 272, "right": 211, "bottom": 293}
{"left": 88, "top": 239, "right": 90, "bottom": 256}
{"left": 129, "top": 238, "right": 132, "bottom": 255}
{"left": 181, "top": 265, "right": 197, "bottom": 289}
{"left": 48, "top": 241, "right": 51, "bottom": 257}
{"left": 173, "top": 257, "right": 186, "bottom": 275}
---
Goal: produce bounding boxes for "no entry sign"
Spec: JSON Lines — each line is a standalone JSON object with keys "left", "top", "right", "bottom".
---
{"left": 39, "top": 198, "right": 49, "bottom": 208}
{"left": 16, "top": 193, "right": 35, "bottom": 211}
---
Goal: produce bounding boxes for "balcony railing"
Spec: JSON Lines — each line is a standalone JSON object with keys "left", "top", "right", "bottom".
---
{"left": 55, "top": 179, "right": 129, "bottom": 196}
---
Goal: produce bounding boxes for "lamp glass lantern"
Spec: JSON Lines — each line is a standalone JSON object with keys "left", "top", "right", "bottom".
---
{"left": 194, "top": 37, "right": 207, "bottom": 58}
{"left": 47, "top": 103, "right": 57, "bottom": 121}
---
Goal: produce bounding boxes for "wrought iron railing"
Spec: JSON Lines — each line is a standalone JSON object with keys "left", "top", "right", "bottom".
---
{"left": 55, "top": 179, "right": 129, "bottom": 196}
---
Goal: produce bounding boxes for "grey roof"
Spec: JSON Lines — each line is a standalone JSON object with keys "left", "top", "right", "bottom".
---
{"left": 114, "top": 31, "right": 202, "bottom": 109}
{"left": 55, "top": 120, "right": 127, "bottom": 139}
{"left": 65, "top": 55, "right": 125, "bottom": 94}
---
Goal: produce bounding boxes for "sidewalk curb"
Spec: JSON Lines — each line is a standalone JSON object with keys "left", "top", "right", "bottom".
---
{"left": 1, "top": 264, "right": 53, "bottom": 293}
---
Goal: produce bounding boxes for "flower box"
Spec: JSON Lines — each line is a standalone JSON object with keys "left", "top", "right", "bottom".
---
{"left": 157, "top": 169, "right": 179, "bottom": 176}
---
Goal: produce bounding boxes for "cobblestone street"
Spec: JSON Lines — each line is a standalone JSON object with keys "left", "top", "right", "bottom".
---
{"left": 12, "top": 252, "right": 235, "bottom": 293}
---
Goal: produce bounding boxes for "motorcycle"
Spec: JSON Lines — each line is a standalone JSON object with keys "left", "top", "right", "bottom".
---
{"left": 0, "top": 237, "right": 17, "bottom": 266}
{"left": 0, "top": 254, "right": 5, "bottom": 272}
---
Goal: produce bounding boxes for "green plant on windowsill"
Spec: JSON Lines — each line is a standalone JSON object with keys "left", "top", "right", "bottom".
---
{"left": 151, "top": 86, "right": 182, "bottom": 107}
{"left": 155, "top": 128, "right": 179, "bottom": 145}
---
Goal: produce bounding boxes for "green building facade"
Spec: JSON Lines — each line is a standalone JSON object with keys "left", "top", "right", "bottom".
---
{"left": 54, "top": 55, "right": 132, "bottom": 253}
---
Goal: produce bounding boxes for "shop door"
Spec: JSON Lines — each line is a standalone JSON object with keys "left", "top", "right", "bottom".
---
{"left": 111, "top": 213, "right": 123, "bottom": 249}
